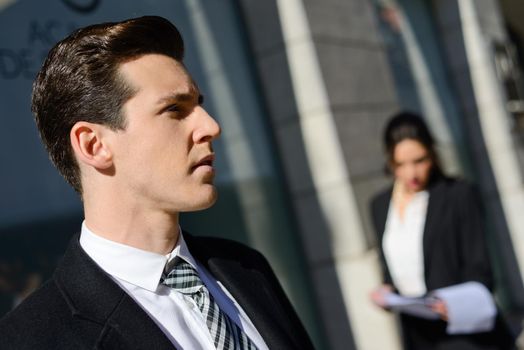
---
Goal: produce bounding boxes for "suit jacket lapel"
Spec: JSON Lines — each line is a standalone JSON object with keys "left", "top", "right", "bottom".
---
{"left": 375, "top": 188, "right": 392, "bottom": 244}
{"left": 422, "top": 177, "right": 446, "bottom": 285}
{"left": 96, "top": 295, "right": 177, "bottom": 350}
{"left": 54, "top": 235, "right": 175, "bottom": 350}
{"left": 185, "top": 234, "right": 298, "bottom": 349}
{"left": 208, "top": 258, "right": 295, "bottom": 348}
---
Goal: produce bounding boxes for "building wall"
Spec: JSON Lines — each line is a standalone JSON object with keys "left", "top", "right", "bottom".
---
{"left": 433, "top": 0, "right": 524, "bottom": 321}
{"left": 238, "top": 0, "right": 402, "bottom": 349}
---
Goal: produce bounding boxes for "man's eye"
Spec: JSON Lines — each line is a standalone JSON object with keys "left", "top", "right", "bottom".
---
{"left": 167, "top": 104, "right": 180, "bottom": 112}
{"left": 164, "top": 104, "right": 191, "bottom": 119}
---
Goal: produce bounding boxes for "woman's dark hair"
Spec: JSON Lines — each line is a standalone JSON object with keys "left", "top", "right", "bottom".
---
{"left": 383, "top": 111, "right": 443, "bottom": 176}
{"left": 32, "top": 16, "right": 184, "bottom": 194}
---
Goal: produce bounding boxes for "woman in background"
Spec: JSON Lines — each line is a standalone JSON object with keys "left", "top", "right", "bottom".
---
{"left": 370, "top": 111, "right": 514, "bottom": 349}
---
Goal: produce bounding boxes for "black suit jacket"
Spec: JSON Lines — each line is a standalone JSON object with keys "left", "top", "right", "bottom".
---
{"left": 0, "top": 232, "right": 314, "bottom": 350}
{"left": 371, "top": 176, "right": 493, "bottom": 291}
{"left": 370, "top": 176, "right": 514, "bottom": 349}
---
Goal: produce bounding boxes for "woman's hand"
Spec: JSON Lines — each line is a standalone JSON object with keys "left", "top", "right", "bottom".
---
{"left": 428, "top": 297, "right": 449, "bottom": 321}
{"left": 370, "top": 284, "right": 393, "bottom": 308}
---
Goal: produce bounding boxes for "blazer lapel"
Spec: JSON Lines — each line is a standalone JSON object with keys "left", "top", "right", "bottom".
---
{"left": 185, "top": 234, "right": 298, "bottom": 349}
{"left": 54, "top": 235, "right": 175, "bottom": 350}
{"left": 374, "top": 188, "right": 392, "bottom": 243}
{"left": 96, "top": 295, "right": 177, "bottom": 350}
{"left": 422, "top": 178, "right": 446, "bottom": 284}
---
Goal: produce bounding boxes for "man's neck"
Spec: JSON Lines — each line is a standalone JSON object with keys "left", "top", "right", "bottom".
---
{"left": 83, "top": 201, "right": 180, "bottom": 255}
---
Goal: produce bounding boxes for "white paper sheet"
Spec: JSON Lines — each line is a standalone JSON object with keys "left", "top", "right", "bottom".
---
{"left": 431, "top": 281, "right": 496, "bottom": 334}
{"left": 383, "top": 293, "right": 440, "bottom": 320}
{"left": 381, "top": 282, "right": 497, "bottom": 334}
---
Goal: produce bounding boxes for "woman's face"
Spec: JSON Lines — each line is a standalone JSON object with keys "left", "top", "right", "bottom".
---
{"left": 391, "top": 139, "right": 433, "bottom": 193}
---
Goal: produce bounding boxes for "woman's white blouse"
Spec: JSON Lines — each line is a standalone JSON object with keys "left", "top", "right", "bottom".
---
{"left": 383, "top": 190, "right": 429, "bottom": 297}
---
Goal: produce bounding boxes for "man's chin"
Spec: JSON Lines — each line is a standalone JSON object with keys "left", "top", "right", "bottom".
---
{"left": 182, "top": 189, "right": 218, "bottom": 212}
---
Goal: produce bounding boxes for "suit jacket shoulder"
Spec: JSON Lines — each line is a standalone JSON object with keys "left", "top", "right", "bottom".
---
{"left": 0, "top": 235, "right": 176, "bottom": 350}
{"left": 370, "top": 187, "right": 392, "bottom": 236}
{"left": 0, "top": 278, "right": 100, "bottom": 349}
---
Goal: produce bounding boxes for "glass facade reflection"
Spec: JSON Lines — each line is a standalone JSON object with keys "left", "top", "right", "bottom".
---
{"left": 0, "top": 1, "right": 319, "bottom": 344}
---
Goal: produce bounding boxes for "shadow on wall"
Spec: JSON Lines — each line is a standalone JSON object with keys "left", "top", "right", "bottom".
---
{"left": 236, "top": 1, "right": 357, "bottom": 349}
{"left": 0, "top": 213, "right": 83, "bottom": 317}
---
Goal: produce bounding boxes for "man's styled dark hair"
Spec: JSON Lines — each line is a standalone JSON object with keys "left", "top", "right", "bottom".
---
{"left": 383, "top": 111, "right": 443, "bottom": 176}
{"left": 32, "top": 16, "right": 184, "bottom": 194}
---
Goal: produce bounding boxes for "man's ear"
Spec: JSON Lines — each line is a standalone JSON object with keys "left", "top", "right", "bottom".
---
{"left": 70, "top": 122, "right": 113, "bottom": 169}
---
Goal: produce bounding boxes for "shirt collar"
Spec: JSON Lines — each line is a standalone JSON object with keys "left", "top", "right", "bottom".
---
{"left": 79, "top": 221, "right": 197, "bottom": 292}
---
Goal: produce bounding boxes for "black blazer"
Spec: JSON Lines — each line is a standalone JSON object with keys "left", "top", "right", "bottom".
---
{"left": 0, "top": 232, "right": 314, "bottom": 350}
{"left": 370, "top": 176, "right": 515, "bottom": 349}
{"left": 371, "top": 176, "right": 493, "bottom": 291}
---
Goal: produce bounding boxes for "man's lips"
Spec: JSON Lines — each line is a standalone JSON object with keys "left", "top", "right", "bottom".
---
{"left": 191, "top": 154, "right": 215, "bottom": 172}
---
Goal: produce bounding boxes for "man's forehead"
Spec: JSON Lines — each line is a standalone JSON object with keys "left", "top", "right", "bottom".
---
{"left": 155, "top": 82, "right": 201, "bottom": 105}
{"left": 118, "top": 53, "right": 198, "bottom": 94}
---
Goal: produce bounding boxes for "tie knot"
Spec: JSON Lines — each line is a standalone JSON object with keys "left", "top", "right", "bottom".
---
{"left": 161, "top": 258, "right": 204, "bottom": 295}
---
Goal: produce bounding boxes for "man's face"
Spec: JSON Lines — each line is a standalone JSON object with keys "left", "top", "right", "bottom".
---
{"left": 109, "top": 54, "right": 221, "bottom": 213}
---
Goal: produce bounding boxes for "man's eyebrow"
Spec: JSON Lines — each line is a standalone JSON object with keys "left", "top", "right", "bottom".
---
{"left": 156, "top": 93, "right": 196, "bottom": 105}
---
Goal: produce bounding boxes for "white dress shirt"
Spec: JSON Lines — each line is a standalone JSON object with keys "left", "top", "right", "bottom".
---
{"left": 383, "top": 190, "right": 429, "bottom": 297}
{"left": 79, "top": 221, "right": 268, "bottom": 350}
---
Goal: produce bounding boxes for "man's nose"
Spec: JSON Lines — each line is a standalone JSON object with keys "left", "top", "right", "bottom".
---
{"left": 193, "top": 106, "right": 221, "bottom": 143}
